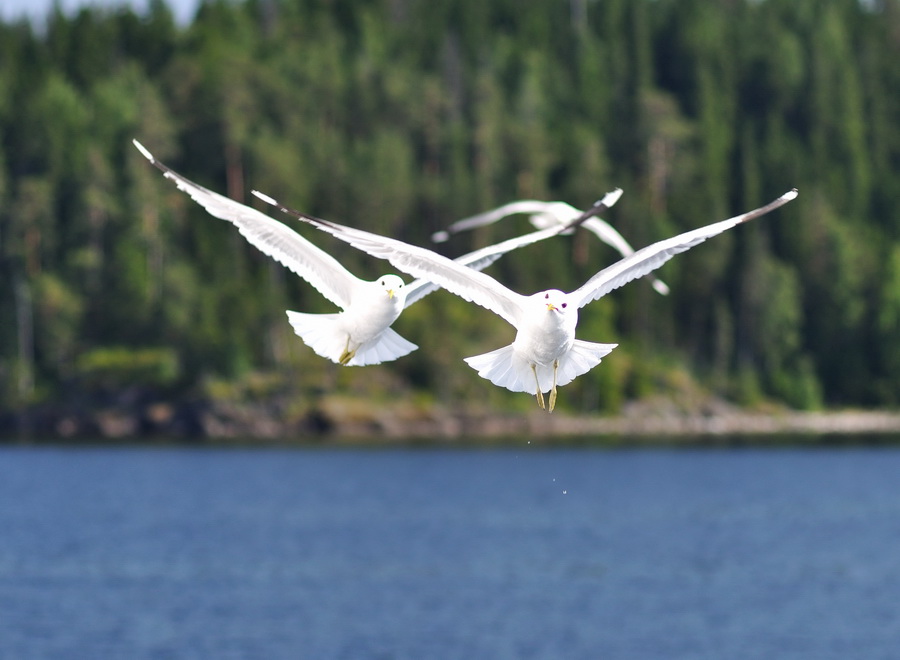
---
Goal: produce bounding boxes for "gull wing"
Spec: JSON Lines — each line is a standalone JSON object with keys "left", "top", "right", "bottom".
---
{"left": 133, "top": 139, "right": 360, "bottom": 309}
{"left": 581, "top": 217, "right": 639, "bottom": 259}
{"left": 253, "top": 191, "right": 530, "bottom": 327}
{"left": 571, "top": 189, "right": 799, "bottom": 309}
{"left": 580, "top": 218, "right": 671, "bottom": 296}
{"left": 431, "top": 200, "right": 570, "bottom": 242}
{"left": 402, "top": 224, "right": 570, "bottom": 308}
{"left": 443, "top": 192, "right": 669, "bottom": 295}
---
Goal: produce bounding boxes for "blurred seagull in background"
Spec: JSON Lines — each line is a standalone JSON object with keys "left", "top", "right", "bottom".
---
{"left": 433, "top": 198, "right": 671, "bottom": 296}
{"left": 133, "top": 139, "right": 617, "bottom": 367}
{"left": 255, "top": 187, "right": 797, "bottom": 410}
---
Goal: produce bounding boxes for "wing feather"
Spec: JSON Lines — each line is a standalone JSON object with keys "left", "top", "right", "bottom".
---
{"left": 580, "top": 217, "right": 639, "bottom": 257}
{"left": 252, "top": 190, "right": 531, "bottom": 327}
{"left": 133, "top": 139, "right": 360, "bottom": 309}
{"left": 580, "top": 217, "right": 670, "bottom": 295}
{"left": 572, "top": 189, "right": 798, "bottom": 309}
{"left": 402, "top": 224, "right": 567, "bottom": 308}
{"left": 431, "top": 200, "right": 570, "bottom": 242}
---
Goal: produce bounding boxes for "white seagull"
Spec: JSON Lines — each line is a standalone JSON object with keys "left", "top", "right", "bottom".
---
{"left": 255, "top": 187, "right": 798, "bottom": 410}
{"left": 133, "top": 139, "right": 620, "bottom": 367}
{"left": 433, "top": 199, "right": 671, "bottom": 295}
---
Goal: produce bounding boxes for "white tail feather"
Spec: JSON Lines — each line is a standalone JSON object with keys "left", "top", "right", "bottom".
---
{"left": 287, "top": 311, "right": 344, "bottom": 362}
{"left": 464, "top": 340, "right": 617, "bottom": 394}
{"left": 465, "top": 345, "right": 531, "bottom": 392}
{"left": 286, "top": 311, "right": 416, "bottom": 366}
{"left": 350, "top": 327, "right": 418, "bottom": 366}
{"left": 555, "top": 339, "right": 617, "bottom": 387}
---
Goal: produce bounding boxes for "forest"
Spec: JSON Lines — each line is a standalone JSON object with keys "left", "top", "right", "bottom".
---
{"left": 1, "top": 0, "right": 899, "bottom": 433}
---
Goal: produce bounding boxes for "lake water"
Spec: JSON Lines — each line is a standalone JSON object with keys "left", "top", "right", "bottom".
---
{"left": 1, "top": 443, "right": 899, "bottom": 659}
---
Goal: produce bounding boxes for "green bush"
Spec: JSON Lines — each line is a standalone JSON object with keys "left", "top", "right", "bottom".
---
{"left": 74, "top": 347, "right": 181, "bottom": 391}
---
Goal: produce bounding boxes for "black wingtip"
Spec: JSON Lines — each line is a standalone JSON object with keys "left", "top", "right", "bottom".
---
{"left": 251, "top": 190, "right": 334, "bottom": 227}
{"left": 560, "top": 187, "right": 624, "bottom": 233}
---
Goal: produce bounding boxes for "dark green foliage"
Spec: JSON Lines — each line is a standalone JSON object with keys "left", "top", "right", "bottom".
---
{"left": 2, "top": 0, "right": 899, "bottom": 414}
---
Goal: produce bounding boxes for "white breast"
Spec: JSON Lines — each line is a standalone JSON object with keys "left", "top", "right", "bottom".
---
{"left": 513, "top": 296, "right": 577, "bottom": 367}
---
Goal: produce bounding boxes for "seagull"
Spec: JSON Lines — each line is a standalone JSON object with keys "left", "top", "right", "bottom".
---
{"left": 255, "top": 187, "right": 798, "bottom": 410}
{"left": 133, "top": 139, "right": 620, "bottom": 367}
{"left": 433, "top": 199, "right": 671, "bottom": 295}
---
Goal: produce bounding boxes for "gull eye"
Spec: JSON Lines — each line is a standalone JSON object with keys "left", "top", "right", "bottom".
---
{"left": 544, "top": 293, "right": 549, "bottom": 299}
{"left": 561, "top": 303, "right": 567, "bottom": 309}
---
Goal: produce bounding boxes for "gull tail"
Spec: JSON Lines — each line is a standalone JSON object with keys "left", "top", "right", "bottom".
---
{"left": 463, "top": 340, "right": 618, "bottom": 394}
{"left": 286, "top": 311, "right": 417, "bottom": 366}
{"left": 350, "top": 328, "right": 418, "bottom": 366}
{"left": 554, "top": 340, "right": 618, "bottom": 387}
{"left": 464, "top": 345, "right": 533, "bottom": 393}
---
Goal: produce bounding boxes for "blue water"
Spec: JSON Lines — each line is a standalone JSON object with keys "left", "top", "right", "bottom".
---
{"left": 1, "top": 445, "right": 899, "bottom": 659}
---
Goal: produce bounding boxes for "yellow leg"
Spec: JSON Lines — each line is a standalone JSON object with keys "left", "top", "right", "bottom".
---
{"left": 548, "top": 360, "right": 559, "bottom": 412}
{"left": 531, "top": 364, "right": 545, "bottom": 409}
{"left": 338, "top": 337, "right": 356, "bottom": 365}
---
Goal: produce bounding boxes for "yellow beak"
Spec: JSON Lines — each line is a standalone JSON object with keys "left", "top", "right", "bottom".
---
{"left": 546, "top": 303, "right": 557, "bottom": 311}
{"left": 388, "top": 289, "right": 395, "bottom": 299}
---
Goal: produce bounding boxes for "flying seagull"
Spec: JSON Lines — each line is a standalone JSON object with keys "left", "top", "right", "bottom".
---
{"left": 133, "top": 139, "right": 620, "bottom": 367}
{"left": 433, "top": 199, "right": 671, "bottom": 295}
{"left": 254, "top": 187, "right": 798, "bottom": 410}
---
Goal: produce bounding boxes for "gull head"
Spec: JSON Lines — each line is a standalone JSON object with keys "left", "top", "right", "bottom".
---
{"left": 377, "top": 274, "right": 406, "bottom": 300}
{"left": 521, "top": 289, "right": 578, "bottom": 345}
{"left": 539, "top": 289, "right": 570, "bottom": 314}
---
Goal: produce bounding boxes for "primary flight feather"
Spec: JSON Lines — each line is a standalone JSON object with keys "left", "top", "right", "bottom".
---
{"left": 255, "top": 186, "right": 798, "bottom": 410}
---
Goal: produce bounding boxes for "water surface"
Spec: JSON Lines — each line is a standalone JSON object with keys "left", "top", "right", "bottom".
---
{"left": 1, "top": 445, "right": 898, "bottom": 659}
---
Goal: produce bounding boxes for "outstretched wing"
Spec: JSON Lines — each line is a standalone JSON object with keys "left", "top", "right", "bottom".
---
{"left": 403, "top": 224, "right": 570, "bottom": 308}
{"left": 431, "top": 200, "right": 576, "bottom": 242}
{"left": 572, "top": 189, "right": 799, "bottom": 309}
{"left": 253, "top": 191, "right": 529, "bottom": 327}
{"left": 580, "top": 218, "right": 671, "bottom": 296}
{"left": 133, "top": 139, "right": 360, "bottom": 309}
{"left": 433, "top": 191, "right": 670, "bottom": 294}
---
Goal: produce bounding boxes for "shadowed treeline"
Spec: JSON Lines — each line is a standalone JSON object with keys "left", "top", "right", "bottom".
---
{"left": 1, "top": 0, "right": 899, "bottom": 428}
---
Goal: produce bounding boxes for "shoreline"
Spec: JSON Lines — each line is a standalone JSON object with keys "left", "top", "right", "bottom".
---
{"left": 4, "top": 396, "right": 900, "bottom": 443}
{"left": 310, "top": 409, "right": 900, "bottom": 443}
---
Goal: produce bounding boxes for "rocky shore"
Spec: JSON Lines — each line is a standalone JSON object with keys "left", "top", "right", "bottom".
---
{"left": 4, "top": 391, "right": 900, "bottom": 443}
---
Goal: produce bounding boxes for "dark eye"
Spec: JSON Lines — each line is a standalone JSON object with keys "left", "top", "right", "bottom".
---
{"left": 544, "top": 293, "right": 549, "bottom": 299}
{"left": 561, "top": 303, "right": 567, "bottom": 308}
